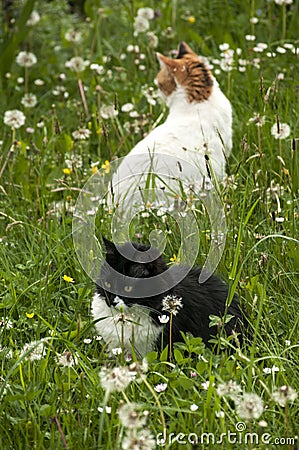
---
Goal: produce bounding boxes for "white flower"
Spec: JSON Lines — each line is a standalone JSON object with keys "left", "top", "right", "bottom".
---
{"left": 272, "top": 385, "right": 297, "bottom": 407}
{"left": 162, "top": 295, "right": 183, "bottom": 316}
{"left": 100, "top": 104, "right": 118, "bottom": 119}
{"left": 219, "top": 43, "right": 230, "bottom": 51}
{"left": 121, "top": 103, "right": 134, "bottom": 113}
{"left": 26, "top": 10, "right": 40, "bottom": 26}
{"left": 64, "top": 152, "right": 83, "bottom": 169}
{"left": 56, "top": 351, "right": 78, "bottom": 367}
{"left": 127, "top": 44, "right": 140, "bottom": 53}
{"left": 263, "top": 365, "right": 281, "bottom": 374}
{"left": 65, "top": 56, "right": 89, "bottom": 73}
{"left": 72, "top": 128, "right": 91, "bottom": 140}
{"left": 98, "top": 405, "right": 112, "bottom": 413}
{"left": 20, "top": 339, "right": 47, "bottom": 361}
{"left": 34, "top": 79, "right": 44, "bottom": 86}
{"left": 236, "top": 393, "right": 264, "bottom": 420}
{"left": 112, "top": 347, "right": 123, "bottom": 355}
{"left": 0, "top": 318, "right": 13, "bottom": 329}
{"left": 217, "top": 380, "right": 242, "bottom": 399}
{"left": 118, "top": 402, "right": 147, "bottom": 429}
{"left": 190, "top": 404, "right": 199, "bottom": 411}
{"left": 158, "top": 315, "right": 170, "bottom": 324}
{"left": 201, "top": 380, "right": 213, "bottom": 390}
{"left": 16, "top": 51, "right": 37, "bottom": 67}
{"left": 250, "top": 17, "right": 259, "bottom": 24}
{"left": 99, "top": 366, "right": 134, "bottom": 393}
{"left": 90, "top": 63, "right": 105, "bottom": 74}
{"left": 245, "top": 34, "right": 256, "bottom": 41}
{"left": 122, "top": 428, "right": 156, "bottom": 450}
{"left": 274, "top": 0, "right": 293, "bottom": 4}
{"left": 137, "top": 7, "right": 155, "bottom": 20}
{"left": 154, "top": 383, "right": 167, "bottom": 393}
{"left": 21, "top": 93, "right": 37, "bottom": 108}
{"left": 83, "top": 338, "right": 92, "bottom": 344}
{"left": 271, "top": 122, "right": 291, "bottom": 140}
{"left": 4, "top": 109, "right": 26, "bottom": 129}
{"left": 65, "top": 29, "right": 82, "bottom": 43}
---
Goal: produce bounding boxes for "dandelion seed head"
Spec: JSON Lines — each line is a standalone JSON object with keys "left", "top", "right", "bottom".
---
{"left": 122, "top": 428, "right": 156, "bottom": 450}
{"left": 162, "top": 295, "right": 183, "bottom": 316}
{"left": 271, "top": 122, "right": 291, "bottom": 140}
{"left": 72, "top": 128, "right": 91, "bottom": 140}
{"left": 99, "top": 366, "right": 134, "bottom": 393}
{"left": 272, "top": 385, "right": 297, "bottom": 407}
{"left": 20, "top": 339, "right": 47, "bottom": 361}
{"left": 21, "top": 93, "right": 38, "bottom": 108}
{"left": 118, "top": 402, "right": 147, "bottom": 429}
{"left": 65, "top": 29, "right": 82, "bottom": 43}
{"left": 4, "top": 109, "right": 26, "bottom": 129}
{"left": 65, "top": 56, "right": 89, "bottom": 73}
{"left": 56, "top": 351, "right": 78, "bottom": 367}
{"left": 217, "top": 380, "right": 242, "bottom": 399}
{"left": 16, "top": 51, "right": 37, "bottom": 67}
{"left": 236, "top": 393, "right": 264, "bottom": 420}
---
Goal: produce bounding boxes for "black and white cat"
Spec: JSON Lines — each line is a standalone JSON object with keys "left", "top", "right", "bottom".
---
{"left": 92, "top": 238, "right": 245, "bottom": 356}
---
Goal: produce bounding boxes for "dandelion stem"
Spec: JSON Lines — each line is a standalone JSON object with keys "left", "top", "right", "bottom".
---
{"left": 282, "top": 4, "right": 286, "bottom": 40}
{"left": 141, "top": 375, "right": 168, "bottom": 448}
{"left": 0, "top": 127, "right": 16, "bottom": 180}
{"left": 53, "top": 416, "right": 69, "bottom": 449}
{"left": 78, "top": 78, "right": 90, "bottom": 118}
{"left": 98, "top": 390, "right": 110, "bottom": 446}
{"left": 25, "top": 66, "right": 28, "bottom": 94}
{"left": 169, "top": 313, "right": 173, "bottom": 362}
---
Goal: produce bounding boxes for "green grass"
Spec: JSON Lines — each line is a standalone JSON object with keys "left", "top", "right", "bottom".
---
{"left": 0, "top": 0, "right": 298, "bottom": 449}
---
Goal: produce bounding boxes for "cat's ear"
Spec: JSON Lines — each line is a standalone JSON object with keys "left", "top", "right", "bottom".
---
{"left": 176, "top": 41, "right": 196, "bottom": 58}
{"left": 156, "top": 52, "right": 180, "bottom": 72}
{"left": 102, "top": 237, "right": 118, "bottom": 265}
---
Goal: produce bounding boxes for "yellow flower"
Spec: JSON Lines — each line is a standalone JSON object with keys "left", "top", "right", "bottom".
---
{"left": 170, "top": 254, "right": 177, "bottom": 263}
{"left": 187, "top": 16, "right": 196, "bottom": 23}
{"left": 26, "top": 312, "right": 35, "bottom": 319}
{"left": 63, "top": 168, "right": 72, "bottom": 175}
{"left": 91, "top": 165, "right": 98, "bottom": 174}
{"left": 101, "top": 160, "right": 110, "bottom": 174}
{"left": 63, "top": 274, "right": 75, "bottom": 283}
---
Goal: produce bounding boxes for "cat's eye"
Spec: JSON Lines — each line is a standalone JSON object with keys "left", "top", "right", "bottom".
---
{"left": 104, "top": 281, "right": 111, "bottom": 289}
{"left": 124, "top": 285, "right": 133, "bottom": 293}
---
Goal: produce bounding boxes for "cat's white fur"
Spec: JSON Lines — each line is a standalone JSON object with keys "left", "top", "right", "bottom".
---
{"left": 91, "top": 293, "right": 161, "bottom": 355}
{"left": 111, "top": 75, "right": 232, "bottom": 203}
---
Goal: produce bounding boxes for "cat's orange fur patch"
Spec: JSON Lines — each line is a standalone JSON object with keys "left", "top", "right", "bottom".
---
{"left": 156, "top": 43, "right": 213, "bottom": 103}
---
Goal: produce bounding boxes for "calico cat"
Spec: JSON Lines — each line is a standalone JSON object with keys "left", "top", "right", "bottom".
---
{"left": 92, "top": 238, "right": 244, "bottom": 356}
{"left": 110, "top": 41, "right": 232, "bottom": 204}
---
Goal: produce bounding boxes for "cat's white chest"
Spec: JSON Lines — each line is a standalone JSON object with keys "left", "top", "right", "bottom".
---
{"left": 91, "top": 293, "right": 161, "bottom": 356}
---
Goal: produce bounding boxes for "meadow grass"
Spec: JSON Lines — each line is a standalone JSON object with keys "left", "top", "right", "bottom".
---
{"left": 0, "top": 0, "right": 298, "bottom": 449}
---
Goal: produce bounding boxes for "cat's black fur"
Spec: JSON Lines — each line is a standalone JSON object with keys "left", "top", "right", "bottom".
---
{"left": 95, "top": 238, "right": 246, "bottom": 350}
